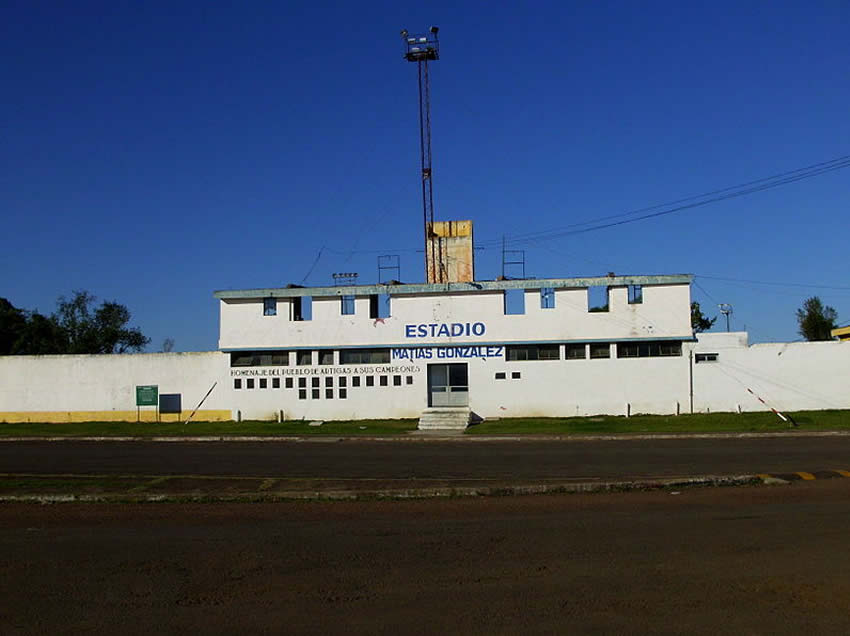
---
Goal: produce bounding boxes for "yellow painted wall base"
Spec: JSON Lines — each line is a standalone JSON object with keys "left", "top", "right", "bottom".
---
{"left": 0, "top": 410, "right": 233, "bottom": 423}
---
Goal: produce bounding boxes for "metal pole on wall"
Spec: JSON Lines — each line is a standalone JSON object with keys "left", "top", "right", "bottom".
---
{"left": 689, "top": 349, "right": 694, "bottom": 414}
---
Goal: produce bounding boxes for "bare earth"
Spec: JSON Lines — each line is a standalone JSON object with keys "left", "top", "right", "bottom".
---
{"left": 2, "top": 480, "right": 850, "bottom": 635}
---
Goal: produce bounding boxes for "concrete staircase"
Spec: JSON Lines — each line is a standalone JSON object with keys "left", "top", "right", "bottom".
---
{"left": 417, "top": 406, "right": 471, "bottom": 431}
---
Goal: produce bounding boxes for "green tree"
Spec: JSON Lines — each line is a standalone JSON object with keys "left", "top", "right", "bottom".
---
{"left": 691, "top": 301, "right": 716, "bottom": 333}
{"left": 54, "top": 291, "right": 150, "bottom": 353}
{"left": 796, "top": 296, "right": 838, "bottom": 341}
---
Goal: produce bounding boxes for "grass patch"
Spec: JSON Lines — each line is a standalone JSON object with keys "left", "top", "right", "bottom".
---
{"left": 0, "top": 419, "right": 418, "bottom": 437}
{"left": 465, "top": 410, "right": 850, "bottom": 435}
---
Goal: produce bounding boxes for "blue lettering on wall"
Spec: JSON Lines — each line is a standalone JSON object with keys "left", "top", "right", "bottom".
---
{"left": 392, "top": 346, "right": 503, "bottom": 361}
{"left": 403, "top": 322, "right": 486, "bottom": 338}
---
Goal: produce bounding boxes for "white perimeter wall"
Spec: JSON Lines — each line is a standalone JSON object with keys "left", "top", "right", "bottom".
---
{"left": 0, "top": 352, "right": 228, "bottom": 418}
{"left": 1, "top": 335, "right": 848, "bottom": 421}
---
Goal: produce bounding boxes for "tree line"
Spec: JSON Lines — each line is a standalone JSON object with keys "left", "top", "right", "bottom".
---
{"left": 0, "top": 291, "right": 149, "bottom": 355}
{"left": 691, "top": 296, "right": 840, "bottom": 341}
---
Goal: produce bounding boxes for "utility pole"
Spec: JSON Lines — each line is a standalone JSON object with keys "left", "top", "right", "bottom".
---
{"left": 400, "top": 26, "right": 440, "bottom": 283}
{"left": 718, "top": 303, "right": 733, "bottom": 332}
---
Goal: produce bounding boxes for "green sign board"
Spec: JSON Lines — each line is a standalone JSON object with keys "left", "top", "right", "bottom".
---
{"left": 136, "top": 385, "right": 159, "bottom": 407}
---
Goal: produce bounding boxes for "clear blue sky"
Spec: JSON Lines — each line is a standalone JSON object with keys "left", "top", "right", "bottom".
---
{"left": 3, "top": 1, "right": 848, "bottom": 351}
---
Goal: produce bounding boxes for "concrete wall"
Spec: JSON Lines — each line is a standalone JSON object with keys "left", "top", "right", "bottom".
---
{"left": 2, "top": 331, "right": 847, "bottom": 424}
{"left": 0, "top": 352, "right": 229, "bottom": 422}
{"left": 691, "top": 333, "right": 850, "bottom": 414}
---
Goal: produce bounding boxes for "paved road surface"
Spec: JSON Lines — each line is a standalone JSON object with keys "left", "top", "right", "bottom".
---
{"left": 2, "top": 436, "right": 850, "bottom": 481}
{"left": 2, "top": 479, "right": 850, "bottom": 634}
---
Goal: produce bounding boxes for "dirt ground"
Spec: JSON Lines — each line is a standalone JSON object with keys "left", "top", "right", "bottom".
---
{"left": 2, "top": 480, "right": 850, "bottom": 635}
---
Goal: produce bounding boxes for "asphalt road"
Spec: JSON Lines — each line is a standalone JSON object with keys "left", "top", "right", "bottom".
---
{"left": 3, "top": 480, "right": 850, "bottom": 634}
{"left": 2, "top": 436, "right": 849, "bottom": 481}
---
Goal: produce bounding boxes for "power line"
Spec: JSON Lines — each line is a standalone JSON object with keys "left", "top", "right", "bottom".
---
{"left": 696, "top": 275, "right": 850, "bottom": 292}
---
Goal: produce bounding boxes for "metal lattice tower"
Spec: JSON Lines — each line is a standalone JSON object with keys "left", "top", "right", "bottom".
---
{"left": 401, "top": 27, "right": 440, "bottom": 282}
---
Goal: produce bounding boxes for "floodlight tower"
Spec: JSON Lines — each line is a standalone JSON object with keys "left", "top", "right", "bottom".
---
{"left": 400, "top": 26, "right": 440, "bottom": 283}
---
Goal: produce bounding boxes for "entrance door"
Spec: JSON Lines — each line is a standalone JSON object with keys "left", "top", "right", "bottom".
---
{"left": 428, "top": 363, "right": 469, "bottom": 407}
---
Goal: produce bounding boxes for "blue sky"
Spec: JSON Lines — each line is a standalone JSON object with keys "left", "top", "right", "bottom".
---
{"left": 3, "top": 1, "right": 848, "bottom": 351}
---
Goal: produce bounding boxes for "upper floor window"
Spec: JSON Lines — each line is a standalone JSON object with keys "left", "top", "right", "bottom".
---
{"left": 292, "top": 296, "right": 312, "bottom": 321}
{"left": 263, "top": 298, "right": 277, "bottom": 316}
{"left": 617, "top": 341, "right": 682, "bottom": 358}
{"left": 540, "top": 287, "right": 555, "bottom": 309}
{"left": 628, "top": 285, "right": 643, "bottom": 304}
{"left": 341, "top": 295, "right": 355, "bottom": 316}
{"left": 588, "top": 286, "right": 609, "bottom": 312}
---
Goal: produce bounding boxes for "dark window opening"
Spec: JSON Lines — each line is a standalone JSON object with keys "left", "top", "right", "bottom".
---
{"left": 319, "top": 350, "right": 334, "bottom": 365}
{"left": 234, "top": 379, "right": 242, "bottom": 389}
{"left": 506, "top": 344, "right": 560, "bottom": 361}
{"left": 617, "top": 341, "right": 683, "bottom": 358}
{"left": 311, "top": 377, "right": 320, "bottom": 388}
{"left": 339, "top": 348, "right": 390, "bottom": 364}
{"left": 565, "top": 344, "right": 586, "bottom": 360}
{"left": 259, "top": 378, "right": 267, "bottom": 389}
{"left": 406, "top": 375, "right": 413, "bottom": 385}
{"left": 511, "top": 371, "right": 521, "bottom": 379}
{"left": 369, "top": 294, "right": 391, "bottom": 319}
{"left": 298, "top": 377, "right": 306, "bottom": 388}
{"left": 297, "top": 350, "right": 312, "bottom": 366}
{"left": 272, "top": 378, "right": 280, "bottom": 389}
{"left": 285, "top": 378, "right": 293, "bottom": 389}
{"left": 340, "top": 389, "right": 347, "bottom": 399}
{"left": 325, "top": 389, "right": 333, "bottom": 399}
{"left": 246, "top": 378, "right": 255, "bottom": 389}
{"left": 311, "top": 389, "right": 320, "bottom": 399}
{"left": 230, "top": 351, "right": 290, "bottom": 367}
{"left": 628, "top": 285, "right": 643, "bottom": 304}
{"left": 339, "top": 376, "right": 347, "bottom": 388}
{"left": 352, "top": 376, "right": 361, "bottom": 387}
{"left": 695, "top": 353, "right": 719, "bottom": 363}
{"left": 393, "top": 375, "right": 402, "bottom": 386}
{"left": 366, "top": 376, "right": 374, "bottom": 387}
{"left": 590, "top": 343, "right": 611, "bottom": 359}
{"left": 263, "top": 298, "right": 277, "bottom": 316}
{"left": 495, "top": 372, "right": 506, "bottom": 380}
{"left": 379, "top": 375, "right": 388, "bottom": 386}
{"left": 292, "top": 296, "right": 312, "bottom": 321}
{"left": 298, "top": 389, "right": 306, "bottom": 399}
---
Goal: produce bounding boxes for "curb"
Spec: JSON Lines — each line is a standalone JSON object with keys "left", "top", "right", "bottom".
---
{"left": 0, "top": 474, "right": 764, "bottom": 503}
{"left": 2, "top": 431, "right": 850, "bottom": 443}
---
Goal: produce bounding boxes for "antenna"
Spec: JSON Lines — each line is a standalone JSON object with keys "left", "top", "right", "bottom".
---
{"left": 401, "top": 26, "right": 440, "bottom": 283}
{"left": 718, "top": 303, "right": 733, "bottom": 332}
{"left": 377, "top": 255, "right": 401, "bottom": 283}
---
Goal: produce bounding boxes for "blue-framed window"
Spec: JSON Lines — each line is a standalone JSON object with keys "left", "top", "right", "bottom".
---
{"left": 628, "top": 285, "right": 643, "bottom": 304}
{"left": 341, "top": 295, "right": 355, "bottom": 315}
{"left": 263, "top": 298, "right": 277, "bottom": 316}
{"left": 540, "top": 287, "right": 555, "bottom": 309}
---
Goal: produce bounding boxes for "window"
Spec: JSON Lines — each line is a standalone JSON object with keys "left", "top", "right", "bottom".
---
{"left": 695, "top": 353, "right": 718, "bottom": 363}
{"left": 495, "top": 372, "right": 506, "bottom": 380}
{"left": 263, "top": 298, "right": 277, "bottom": 316}
{"left": 379, "top": 375, "right": 388, "bottom": 386}
{"left": 406, "top": 376, "right": 413, "bottom": 385}
{"left": 259, "top": 378, "right": 267, "bottom": 389}
{"left": 588, "top": 286, "right": 609, "bottom": 312}
{"left": 339, "top": 376, "right": 347, "bottom": 388}
{"left": 292, "top": 296, "right": 312, "bottom": 321}
{"left": 366, "top": 375, "right": 374, "bottom": 387}
{"left": 325, "top": 377, "right": 333, "bottom": 387}
{"left": 340, "top": 389, "right": 347, "bottom": 399}
{"left": 297, "top": 350, "right": 312, "bottom": 366}
{"left": 285, "top": 378, "right": 293, "bottom": 389}
{"left": 311, "top": 377, "right": 320, "bottom": 388}
{"left": 369, "top": 294, "right": 391, "bottom": 319}
{"left": 352, "top": 376, "right": 361, "bottom": 387}
{"left": 540, "top": 287, "right": 555, "bottom": 309}
{"left": 339, "top": 348, "right": 390, "bottom": 364}
{"left": 230, "top": 351, "right": 289, "bottom": 367}
{"left": 617, "top": 341, "right": 682, "bottom": 358}
{"left": 319, "top": 350, "right": 334, "bottom": 365}
{"left": 393, "top": 375, "right": 402, "bottom": 386}
{"left": 298, "top": 389, "right": 306, "bottom": 399}
{"left": 511, "top": 371, "right": 521, "bottom": 379}
{"left": 628, "top": 285, "right": 643, "bottom": 304}
{"left": 506, "top": 344, "right": 560, "bottom": 361}
{"left": 504, "top": 289, "right": 525, "bottom": 315}
{"left": 589, "top": 343, "right": 610, "bottom": 359}
{"left": 234, "top": 379, "right": 242, "bottom": 389}
{"left": 298, "top": 377, "right": 306, "bottom": 388}
{"left": 325, "top": 389, "right": 333, "bottom": 399}
{"left": 246, "top": 378, "right": 255, "bottom": 389}
{"left": 565, "top": 344, "right": 586, "bottom": 360}
{"left": 311, "top": 389, "right": 320, "bottom": 399}
{"left": 272, "top": 378, "right": 280, "bottom": 389}
{"left": 341, "top": 295, "right": 355, "bottom": 316}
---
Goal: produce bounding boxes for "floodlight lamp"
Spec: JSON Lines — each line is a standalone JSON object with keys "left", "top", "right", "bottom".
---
{"left": 400, "top": 29, "right": 408, "bottom": 38}
{"left": 429, "top": 25, "right": 439, "bottom": 34}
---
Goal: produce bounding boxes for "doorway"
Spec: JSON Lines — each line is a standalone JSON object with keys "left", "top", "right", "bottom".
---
{"left": 427, "top": 363, "right": 469, "bottom": 407}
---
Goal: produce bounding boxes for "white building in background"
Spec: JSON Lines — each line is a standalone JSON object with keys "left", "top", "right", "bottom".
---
{"left": 216, "top": 275, "right": 695, "bottom": 426}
